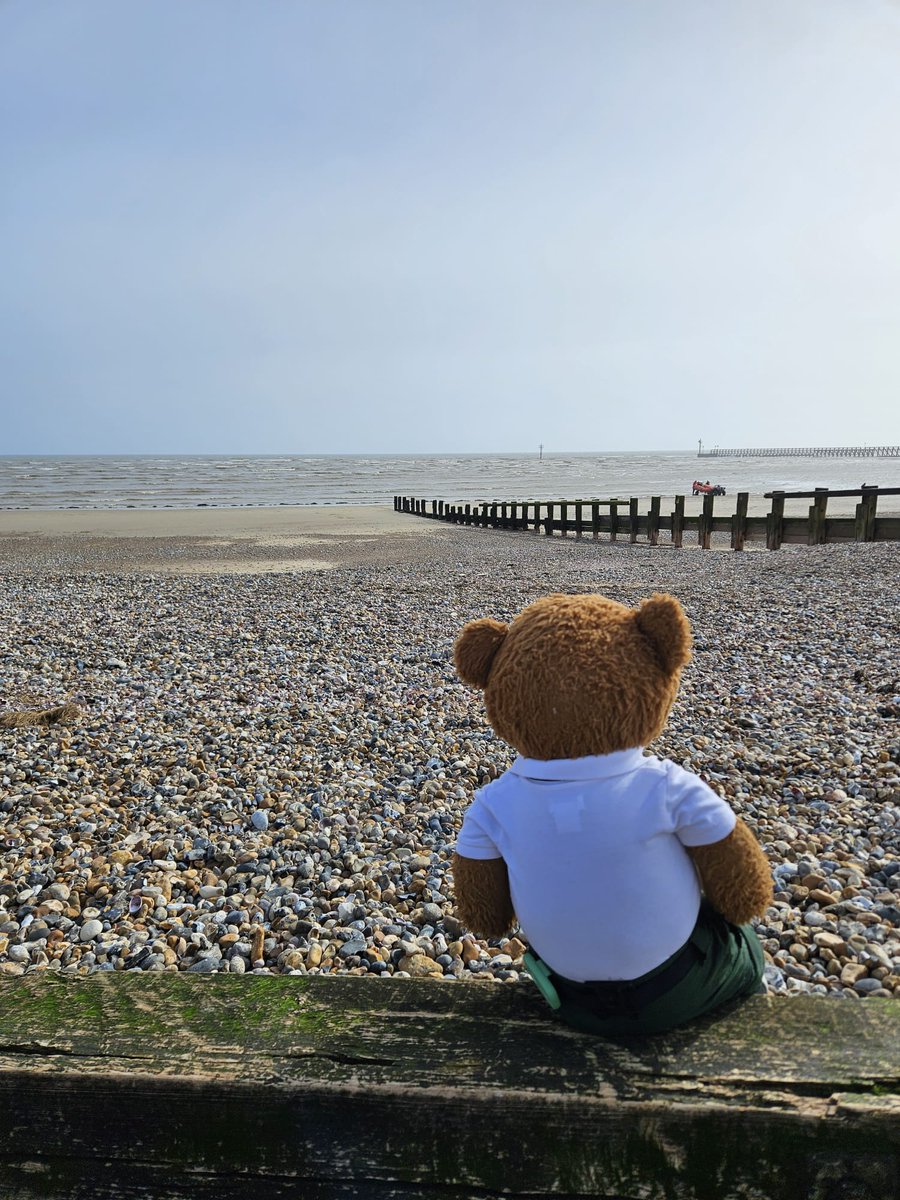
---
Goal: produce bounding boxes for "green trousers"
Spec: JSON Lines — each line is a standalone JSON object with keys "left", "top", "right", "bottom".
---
{"left": 550, "top": 901, "right": 764, "bottom": 1038}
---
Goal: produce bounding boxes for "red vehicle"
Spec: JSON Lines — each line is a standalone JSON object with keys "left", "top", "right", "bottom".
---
{"left": 692, "top": 480, "right": 727, "bottom": 496}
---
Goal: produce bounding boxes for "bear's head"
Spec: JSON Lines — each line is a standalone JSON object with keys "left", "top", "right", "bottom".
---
{"left": 454, "top": 592, "right": 692, "bottom": 760}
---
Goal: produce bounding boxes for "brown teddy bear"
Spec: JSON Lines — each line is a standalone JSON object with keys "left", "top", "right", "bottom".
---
{"left": 451, "top": 592, "right": 773, "bottom": 1037}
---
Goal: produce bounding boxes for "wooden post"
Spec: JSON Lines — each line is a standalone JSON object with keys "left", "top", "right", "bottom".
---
{"left": 699, "top": 493, "right": 714, "bottom": 550}
{"left": 860, "top": 486, "right": 878, "bottom": 541}
{"left": 574, "top": 501, "right": 583, "bottom": 540}
{"left": 501, "top": 502, "right": 508, "bottom": 528}
{"left": 591, "top": 501, "right": 600, "bottom": 540}
{"left": 560, "top": 501, "right": 568, "bottom": 537}
{"left": 438, "top": 500, "right": 445, "bottom": 517}
{"left": 490, "top": 504, "right": 498, "bottom": 528}
{"left": 509, "top": 501, "right": 518, "bottom": 529}
{"left": 767, "top": 492, "right": 785, "bottom": 550}
{"left": 463, "top": 503, "right": 470, "bottom": 525}
{"left": 629, "top": 497, "right": 639, "bottom": 543}
{"left": 807, "top": 489, "right": 828, "bottom": 545}
{"left": 647, "top": 497, "right": 660, "bottom": 546}
{"left": 609, "top": 501, "right": 619, "bottom": 542}
{"left": 672, "top": 495, "right": 685, "bottom": 548}
{"left": 545, "top": 502, "right": 554, "bottom": 536}
{"left": 731, "top": 492, "right": 749, "bottom": 551}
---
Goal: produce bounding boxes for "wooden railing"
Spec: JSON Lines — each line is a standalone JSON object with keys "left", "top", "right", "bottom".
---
{"left": 395, "top": 487, "right": 900, "bottom": 550}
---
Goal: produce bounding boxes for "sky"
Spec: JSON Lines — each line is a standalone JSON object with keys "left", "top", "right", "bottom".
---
{"left": 2, "top": 1, "right": 900, "bottom": 455}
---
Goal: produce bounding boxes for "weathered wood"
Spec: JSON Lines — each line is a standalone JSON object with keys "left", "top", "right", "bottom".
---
{"left": 767, "top": 491, "right": 786, "bottom": 550}
{"left": 574, "top": 500, "right": 583, "bottom": 539}
{"left": 629, "top": 497, "right": 639, "bottom": 543}
{"left": 731, "top": 491, "right": 749, "bottom": 550}
{"left": 545, "top": 502, "right": 554, "bottom": 535}
{"left": 672, "top": 495, "right": 685, "bottom": 547}
{"left": 647, "top": 496, "right": 661, "bottom": 545}
{"left": 0, "top": 977, "right": 897, "bottom": 1200}
{"left": 591, "top": 500, "right": 600, "bottom": 540}
{"left": 808, "top": 489, "right": 828, "bottom": 545}
{"left": 699, "top": 493, "right": 714, "bottom": 549}
{"left": 609, "top": 500, "right": 619, "bottom": 541}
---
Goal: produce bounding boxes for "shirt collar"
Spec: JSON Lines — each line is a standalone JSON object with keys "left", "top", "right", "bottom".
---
{"left": 510, "top": 748, "right": 646, "bottom": 781}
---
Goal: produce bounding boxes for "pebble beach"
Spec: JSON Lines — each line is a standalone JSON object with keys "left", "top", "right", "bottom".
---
{"left": 0, "top": 513, "right": 898, "bottom": 1000}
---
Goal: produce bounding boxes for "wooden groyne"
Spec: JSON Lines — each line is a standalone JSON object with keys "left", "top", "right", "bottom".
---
{"left": 395, "top": 486, "right": 900, "bottom": 550}
{"left": 0, "top": 974, "right": 897, "bottom": 1199}
{"left": 697, "top": 444, "right": 900, "bottom": 459}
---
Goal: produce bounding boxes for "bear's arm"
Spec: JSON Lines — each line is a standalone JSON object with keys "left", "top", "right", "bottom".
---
{"left": 685, "top": 818, "right": 773, "bottom": 926}
{"left": 451, "top": 853, "right": 516, "bottom": 939}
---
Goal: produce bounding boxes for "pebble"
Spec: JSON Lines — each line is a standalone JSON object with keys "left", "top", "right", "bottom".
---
{"left": 0, "top": 532, "right": 896, "bottom": 999}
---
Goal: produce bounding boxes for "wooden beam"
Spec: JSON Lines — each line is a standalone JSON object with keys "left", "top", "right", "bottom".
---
{"left": 0, "top": 977, "right": 896, "bottom": 1200}
{"left": 629, "top": 497, "right": 639, "bottom": 543}
{"left": 731, "top": 491, "right": 749, "bottom": 551}
{"left": 767, "top": 492, "right": 785, "bottom": 550}
{"left": 699, "top": 493, "right": 714, "bottom": 549}
{"left": 808, "top": 489, "right": 828, "bottom": 545}
{"left": 672, "top": 495, "right": 685, "bottom": 547}
{"left": 647, "top": 496, "right": 661, "bottom": 545}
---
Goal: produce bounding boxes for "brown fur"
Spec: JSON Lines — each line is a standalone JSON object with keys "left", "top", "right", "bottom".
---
{"left": 456, "top": 592, "right": 690, "bottom": 760}
{"left": 687, "top": 819, "right": 773, "bottom": 925}
{"left": 452, "top": 591, "right": 771, "bottom": 938}
{"left": 0, "top": 704, "right": 81, "bottom": 729}
{"left": 451, "top": 853, "right": 516, "bottom": 938}
{"left": 453, "top": 618, "right": 508, "bottom": 689}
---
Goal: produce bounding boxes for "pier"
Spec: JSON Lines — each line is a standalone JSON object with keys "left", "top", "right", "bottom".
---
{"left": 697, "top": 440, "right": 899, "bottom": 459}
{"left": 395, "top": 486, "right": 900, "bottom": 550}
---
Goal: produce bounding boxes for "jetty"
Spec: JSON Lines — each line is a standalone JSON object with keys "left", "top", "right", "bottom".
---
{"left": 396, "top": 486, "right": 900, "bottom": 550}
{"left": 697, "top": 440, "right": 899, "bottom": 459}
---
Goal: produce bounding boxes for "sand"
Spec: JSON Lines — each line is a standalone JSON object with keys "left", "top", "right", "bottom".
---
{"left": 0, "top": 505, "right": 444, "bottom": 575}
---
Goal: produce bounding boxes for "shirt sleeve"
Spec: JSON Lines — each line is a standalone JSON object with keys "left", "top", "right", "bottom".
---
{"left": 666, "top": 762, "right": 737, "bottom": 847}
{"left": 454, "top": 793, "right": 503, "bottom": 860}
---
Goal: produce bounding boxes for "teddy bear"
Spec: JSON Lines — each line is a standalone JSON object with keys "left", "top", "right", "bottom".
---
{"left": 450, "top": 591, "right": 773, "bottom": 1037}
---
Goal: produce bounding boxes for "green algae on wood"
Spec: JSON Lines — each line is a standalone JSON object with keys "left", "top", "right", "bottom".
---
{"left": 0, "top": 976, "right": 897, "bottom": 1199}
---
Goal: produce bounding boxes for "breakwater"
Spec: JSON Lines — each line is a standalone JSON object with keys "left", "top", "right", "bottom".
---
{"left": 395, "top": 486, "right": 900, "bottom": 550}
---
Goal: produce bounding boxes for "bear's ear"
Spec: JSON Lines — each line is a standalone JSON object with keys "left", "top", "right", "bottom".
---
{"left": 454, "top": 618, "right": 508, "bottom": 689}
{"left": 634, "top": 593, "right": 692, "bottom": 675}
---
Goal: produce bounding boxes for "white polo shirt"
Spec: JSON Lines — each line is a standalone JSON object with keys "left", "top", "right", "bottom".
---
{"left": 454, "top": 749, "right": 736, "bottom": 981}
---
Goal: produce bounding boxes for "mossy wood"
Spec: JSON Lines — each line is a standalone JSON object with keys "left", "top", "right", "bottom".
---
{"left": 0, "top": 977, "right": 897, "bottom": 1200}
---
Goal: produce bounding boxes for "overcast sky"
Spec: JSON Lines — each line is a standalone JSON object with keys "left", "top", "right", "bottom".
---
{"left": 3, "top": 1, "right": 900, "bottom": 454}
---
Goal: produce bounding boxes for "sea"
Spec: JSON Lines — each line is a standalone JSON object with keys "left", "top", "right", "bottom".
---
{"left": 1, "top": 452, "right": 899, "bottom": 510}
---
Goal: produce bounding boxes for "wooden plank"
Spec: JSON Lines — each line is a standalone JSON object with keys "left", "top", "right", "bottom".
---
{"left": 731, "top": 491, "right": 749, "bottom": 551}
{"left": 560, "top": 501, "right": 569, "bottom": 537}
{"left": 0, "top": 977, "right": 896, "bottom": 1200}
{"left": 699, "top": 493, "right": 714, "bottom": 549}
{"left": 647, "top": 496, "right": 660, "bottom": 545}
{"left": 574, "top": 500, "right": 583, "bottom": 539}
{"left": 765, "top": 487, "right": 900, "bottom": 498}
{"left": 767, "top": 492, "right": 785, "bottom": 550}
{"left": 629, "top": 497, "right": 639, "bottom": 543}
{"left": 874, "top": 516, "right": 900, "bottom": 541}
{"left": 672, "top": 495, "right": 685, "bottom": 547}
{"left": 609, "top": 501, "right": 619, "bottom": 541}
{"left": 808, "top": 489, "right": 828, "bottom": 545}
{"left": 591, "top": 500, "right": 600, "bottom": 540}
{"left": 544, "top": 502, "right": 554, "bottom": 536}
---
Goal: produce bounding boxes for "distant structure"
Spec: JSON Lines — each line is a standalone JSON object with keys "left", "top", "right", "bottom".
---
{"left": 697, "top": 439, "right": 899, "bottom": 459}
